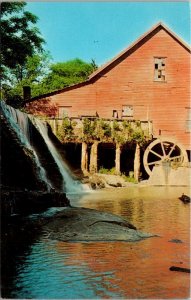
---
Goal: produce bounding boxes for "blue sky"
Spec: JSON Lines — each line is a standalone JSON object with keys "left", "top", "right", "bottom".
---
{"left": 27, "top": 2, "right": 190, "bottom": 66}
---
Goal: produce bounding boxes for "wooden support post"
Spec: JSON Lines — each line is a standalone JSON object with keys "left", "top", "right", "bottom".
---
{"left": 81, "top": 142, "right": 88, "bottom": 174}
{"left": 53, "top": 118, "right": 57, "bottom": 135}
{"left": 134, "top": 143, "right": 140, "bottom": 181}
{"left": 89, "top": 141, "right": 99, "bottom": 174}
{"left": 115, "top": 143, "right": 121, "bottom": 175}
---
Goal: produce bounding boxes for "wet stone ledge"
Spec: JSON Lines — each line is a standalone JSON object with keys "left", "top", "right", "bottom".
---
{"left": 41, "top": 207, "right": 157, "bottom": 242}
{"left": 1, "top": 190, "right": 70, "bottom": 218}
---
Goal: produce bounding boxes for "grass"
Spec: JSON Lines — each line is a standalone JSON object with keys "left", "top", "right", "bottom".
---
{"left": 98, "top": 167, "right": 116, "bottom": 175}
{"left": 99, "top": 167, "right": 138, "bottom": 183}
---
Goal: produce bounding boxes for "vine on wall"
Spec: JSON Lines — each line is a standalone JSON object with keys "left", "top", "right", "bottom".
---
{"left": 56, "top": 117, "right": 149, "bottom": 145}
{"left": 57, "top": 117, "right": 77, "bottom": 142}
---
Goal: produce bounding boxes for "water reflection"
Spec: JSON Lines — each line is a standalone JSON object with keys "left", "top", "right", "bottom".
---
{"left": 3, "top": 186, "right": 190, "bottom": 299}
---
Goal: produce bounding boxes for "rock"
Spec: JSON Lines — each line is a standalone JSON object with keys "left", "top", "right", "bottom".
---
{"left": 168, "top": 239, "right": 183, "bottom": 243}
{"left": 178, "top": 194, "right": 191, "bottom": 204}
{"left": 169, "top": 266, "right": 190, "bottom": 273}
{"left": 1, "top": 190, "right": 70, "bottom": 217}
{"left": 89, "top": 175, "right": 106, "bottom": 189}
{"left": 42, "top": 207, "right": 157, "bottom": 242}
{"left": 90, "top": 182, "right": 97, "bottom": 189}
{"left": 109, "top": 182, "right": 122, "bottom": 187}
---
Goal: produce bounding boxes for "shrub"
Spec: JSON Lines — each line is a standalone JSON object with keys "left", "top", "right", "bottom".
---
{"left": 121, "top": 174, "right": 138, "bottom": 184}
{"left": 99, "top": 167, "right": 116, "bottom": 175}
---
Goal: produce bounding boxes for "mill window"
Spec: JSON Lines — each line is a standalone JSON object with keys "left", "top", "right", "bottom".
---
{"left": 58, "top": 106, "right": 71, "bottom": 118}
{"left": 154, "top": 57, "right": 166, "bottom": 82}
{"left": 112, "top": 110, "right": 118, "bottom": 118}
{"left": 122, "top": 105, "right": 133, "bottom": 117}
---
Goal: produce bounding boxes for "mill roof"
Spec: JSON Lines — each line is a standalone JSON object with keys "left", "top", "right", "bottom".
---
{"left": 30, "top": 22, "right": 191, "bottom": 102}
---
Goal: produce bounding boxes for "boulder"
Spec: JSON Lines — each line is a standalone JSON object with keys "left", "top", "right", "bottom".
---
{"left": 42, "top": 207, "right": 157, "bottom": 242}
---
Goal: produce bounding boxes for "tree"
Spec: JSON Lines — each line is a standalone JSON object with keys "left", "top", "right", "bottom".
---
{"left": 1, "top": 2, "right": 45, "bottom": 107}
{"left": 1, "top": 2, "right": 44, "bottom": 76}
{"left": 42, "top": 58, "right": 97, "bottom": 93}
{"left": 3, "top": 52, "right": 51, "bottom": 98}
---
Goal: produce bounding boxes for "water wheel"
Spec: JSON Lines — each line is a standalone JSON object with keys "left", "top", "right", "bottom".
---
{"left": 143, "top": 139, "right": 188, "bottom": 176}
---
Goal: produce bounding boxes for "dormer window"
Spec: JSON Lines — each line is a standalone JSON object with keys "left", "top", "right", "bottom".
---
{"left": 154, "top": 57, "right": 166, "bottom": 82}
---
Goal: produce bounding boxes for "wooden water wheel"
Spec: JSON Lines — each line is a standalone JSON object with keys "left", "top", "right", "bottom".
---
{"left": 143, "top": 138, "right": 188, "bottom": 176}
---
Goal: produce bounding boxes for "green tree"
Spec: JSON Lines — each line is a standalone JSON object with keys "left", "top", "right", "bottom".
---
{"left": 1, "top": 2, "right": 44, "bottom": 75}
{"left": 3, "top": 52, "right": 51, "bottom": 99}
{"left": 1, "top": 2, "right": 45, "bottom": 106}
{"left": 42, "top": 58, "right": 97, "bottom": 93}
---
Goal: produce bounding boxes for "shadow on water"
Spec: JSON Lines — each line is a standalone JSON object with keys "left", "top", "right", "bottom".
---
{"left": 1, "top": 216, "right": 42, "bottom": 298}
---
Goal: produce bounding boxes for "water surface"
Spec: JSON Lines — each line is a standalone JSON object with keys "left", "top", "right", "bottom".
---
{"left": 3, "top": 186, "right": 190, "bottom": 299}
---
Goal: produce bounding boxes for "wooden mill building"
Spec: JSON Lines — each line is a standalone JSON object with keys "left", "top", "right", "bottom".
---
{"left": 26, "top": 22, "right": 191, "bottom": 179}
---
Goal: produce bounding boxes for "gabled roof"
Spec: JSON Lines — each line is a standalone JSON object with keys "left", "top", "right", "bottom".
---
{"left": 30, "top": 22, "right": 190, "bottom": 102}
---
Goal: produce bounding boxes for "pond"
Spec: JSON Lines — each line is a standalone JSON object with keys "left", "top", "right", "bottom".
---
{"left": 2, "top": 186, "right": 190, "bottom": 299}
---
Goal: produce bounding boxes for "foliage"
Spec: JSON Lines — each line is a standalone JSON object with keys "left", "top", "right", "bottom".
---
{"left": 112, "top": 120, "right": 121, "bottom": 131}
{"left": 82, "top": 118, "right": 97, "bottom": 139}
{"left": 99, "top": 120, "right": 111, "bottom": 138}
{"left": 41, "top": 58, "right": 97, "bottom": 93}
{"left": 57, "top": 118, "right": 76, "bottom": 141}
{"left": 1, "top": 2, "right": 44, "bottom": 77}
{"left": 1, "top": 55, "right": 97, "bottom": 108}
{"left": 98, "top": 167, "right": 138, "bottom": 183}
{"left": 1, "top": 3, "right": 97, "bottom": 109}
{"left": 131, "top": 127, "right": 145, "bottom": 145}
{"left": 2, "top": 53, "right": 51, "bottom": 106}
{"left": 56, "top": 117, "right": 148, "bottom": 145}
{"left": 121, "top": 174, "right": 138, "bottom": 184}
{"left": 25, "top": 98, "right": 58, "bottom": 117}
{"left": 99, "top": 167, "right": 116, "bottom": 175}
{"left": 1, "top": 2, "right": 45, "bottom": 107}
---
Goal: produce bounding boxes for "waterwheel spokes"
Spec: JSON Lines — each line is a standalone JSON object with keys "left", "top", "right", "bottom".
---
{"left": 168, "top": 155, "right": 183, "bottom": 161}
{"left": 149, "top": 149, "right": 163, "bottom": 159}
{"left": 148, "top": 160, "right": 162, "bottom": 166}
{"left": 167, "top": 143, "right": 176, "bottom": 157}
{"left": 143, "top": 138, "right": 188, "bottom": 176}
{"left": 160, "top": 141, "right": 166, "bottom": 156}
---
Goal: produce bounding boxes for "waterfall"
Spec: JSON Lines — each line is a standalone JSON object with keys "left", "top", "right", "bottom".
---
{"left": 1, "top": 101, "right": 89, "bottom": 198}
{"left": 30, "top": 117, "right": 86, "bottom": 196}
{"left": 1, "top": 101, "right": 52, "bottom": 191}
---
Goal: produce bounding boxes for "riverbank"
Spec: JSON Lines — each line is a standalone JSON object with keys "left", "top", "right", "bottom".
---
{"left": 83, "top": 165, "right": 191, "bottom": 189}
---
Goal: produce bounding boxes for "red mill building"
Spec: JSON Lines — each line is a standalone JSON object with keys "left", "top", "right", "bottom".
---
{"left": 26, "top": 23, "right": 191, "bottom": 180}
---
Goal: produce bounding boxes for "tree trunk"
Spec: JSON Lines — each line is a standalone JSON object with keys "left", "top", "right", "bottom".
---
{"left": 134, "top": 143, "right": 140, "bottom": 181}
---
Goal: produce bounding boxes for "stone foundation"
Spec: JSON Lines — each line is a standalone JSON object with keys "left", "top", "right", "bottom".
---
{"left": 148, "top": 165, "right": 191, "bottom": 186}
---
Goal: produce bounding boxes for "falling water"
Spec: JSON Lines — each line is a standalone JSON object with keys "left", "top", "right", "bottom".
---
{"left": 30, "top": 117, "right": 86, "bottom": 196}
{"left": 1, "top": 101, "right": 88, "bottom": 197}
{"left": 1, "top": 102, "right": 52, "bottom": 190}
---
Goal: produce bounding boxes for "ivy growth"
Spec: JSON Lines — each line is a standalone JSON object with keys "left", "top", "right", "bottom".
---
{"left": 56, "top": 117, "right": 149, "bottom": 145}
{"left": 83, "top": 118, "right": 96, "bottom": 136}
{"left": 57, "top": 117, "right": 76, "bottom": 141}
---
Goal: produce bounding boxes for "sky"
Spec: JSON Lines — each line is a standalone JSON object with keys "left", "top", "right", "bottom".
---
{"left": 26, "top": 2, "right": 191, "bottom": 66}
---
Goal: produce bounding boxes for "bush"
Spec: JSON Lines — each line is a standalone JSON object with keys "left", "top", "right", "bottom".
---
{"left": 57, "top": 117, "right": 76, "bottom": 141}
{"left": 83, "top": 118, "right": 97, "bottom": 140}
{"left": 99, "top": 167, "right": 116, "bottom": 175}
{"left": 121, "top": 174, "right": 138, "bottom": 184}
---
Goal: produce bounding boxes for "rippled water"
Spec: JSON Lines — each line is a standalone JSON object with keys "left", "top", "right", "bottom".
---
{"left": 2, "top": 186, "right": 190, "bottom": 299}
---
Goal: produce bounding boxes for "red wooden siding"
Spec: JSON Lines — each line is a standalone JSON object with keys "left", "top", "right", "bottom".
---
{"left": 26, "top": 25, "right": 190, "bottom": 150}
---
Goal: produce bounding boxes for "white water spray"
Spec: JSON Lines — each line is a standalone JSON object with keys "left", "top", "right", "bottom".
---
{"left": 31, "top": 117, "right": 88, "bottom": 197}
{"left": 1, "top": 101, "right": 90, "bottom": 198}
{"left": 1, "top": 102, "right": 52, "bottom": 190}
